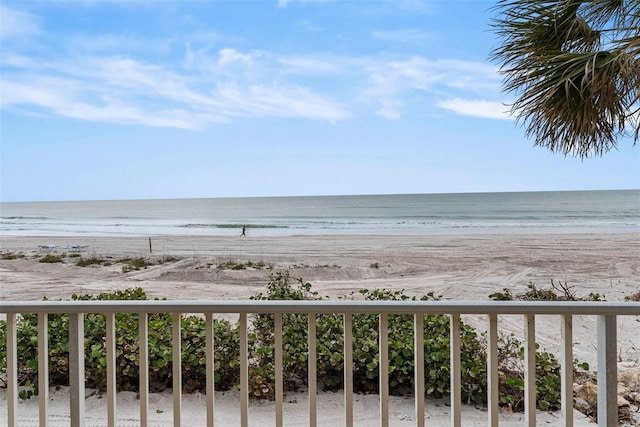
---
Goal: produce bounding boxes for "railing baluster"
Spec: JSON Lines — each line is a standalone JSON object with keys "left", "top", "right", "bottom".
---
{"left": 106, "top": 312, "right": 116, "bottom": 427}
{"left": 38, "top": 312, "right": 49, "bottom": 427}
{"left": 379, "top": 313, "right": 389, "bottom": 427}
{"left": 0, "top": 300, "right": 637, "bottom": 427}
{"left": 69, "top": 313, "right": 85, "bottom": 427}
{"left": 7, "top": 313, "right": 18, "bottom": 427}
{"left": 524, "top": 314, "right": 536, "bottom": 427}
{"left": 308, "top": 313, "right": 317, "bottom": 427}
{"left": 172, "top": 312, "right": 182, "bottom": 427}
{"left": 205, "top": 313, "right": 215, "bottom": 427}
{"left": 344, "top": 313, "right": 353, "bottom": 427}
{"left": 561, "top": 314, "right": 573, "bottom": 427}
{"left": 414, "top": 313, "right": 424, "bottom": 427}
{"left": 275, "top": 313, "right": 283, "bottom": 427}
{"left": 139, "top": 312, "right": 149, "bottom": 427}
{"left": 487, "top": 313, "right": 498, "bottom": 427}
{"left": 449, "top": 314, "right": 461, "bottom": 427}
{"left": 240, "top": 312, "right": 248, "bottom": 427}
{"left": 597, "top": 315, "right": 617, "bottom": 427}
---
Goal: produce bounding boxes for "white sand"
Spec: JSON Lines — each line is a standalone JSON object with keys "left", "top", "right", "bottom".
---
{"left": 1, "top": 233, "right": 639, "bottom": 425}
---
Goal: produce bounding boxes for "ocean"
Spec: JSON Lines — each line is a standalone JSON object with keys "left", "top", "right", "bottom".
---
{"left": 0, "top": 190, "right": 638, "bottom": 237}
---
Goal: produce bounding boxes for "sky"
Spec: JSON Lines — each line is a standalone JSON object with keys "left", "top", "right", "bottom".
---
{"left": 1, "top": 0, "right": 638, "bottom": 202}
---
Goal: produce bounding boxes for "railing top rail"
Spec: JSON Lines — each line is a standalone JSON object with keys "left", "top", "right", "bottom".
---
{"left": 1, "top": 300, "right": 639, "bottom": 316}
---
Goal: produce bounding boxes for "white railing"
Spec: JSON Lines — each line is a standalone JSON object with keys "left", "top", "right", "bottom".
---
{"left": 2, "top": 300, "right": 639, "bottom": 427}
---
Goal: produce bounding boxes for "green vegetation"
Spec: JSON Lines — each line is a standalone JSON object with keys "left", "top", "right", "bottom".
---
{"left": 38, "top": 254, "right": 63, "bottom": 263}
{"left": 0, "top": 288, "right": 239, "bottom": 398}
{"left": 491, "top": 0, "right": 639, "bottom": 157}
{"left": 217, "top": 260, "right": 272, "bottom": 270}
{"left": 75, "top": 257, "right": 107, "bottom": 267}
{"left": 489, "top": 280, "right": 605, "bottom": 302}
{"left": 0, "top": 275, "right": 586, "bottom": 412}
{"left": 1, "top": 251, "right": 25, "bottom": 260}
{"left": 120, "top": 257, "right": 153, "bottom": 273}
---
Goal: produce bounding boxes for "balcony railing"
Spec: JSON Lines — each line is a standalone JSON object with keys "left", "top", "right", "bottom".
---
{"left": 2, "top": 300, "right": 639, "bottom": 427}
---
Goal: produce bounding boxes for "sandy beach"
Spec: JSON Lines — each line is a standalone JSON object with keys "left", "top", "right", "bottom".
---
{"left": 1, "top": 233, "right": 639, "bottom": 425}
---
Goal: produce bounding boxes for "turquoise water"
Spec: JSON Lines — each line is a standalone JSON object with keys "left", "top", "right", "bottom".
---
{"left": 0, "top": 190, "right": 638, "bottom": 237}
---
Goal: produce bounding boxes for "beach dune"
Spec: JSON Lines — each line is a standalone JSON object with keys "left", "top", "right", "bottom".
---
{"left": 1, "top": 233, "right": 639, "bottom": 425}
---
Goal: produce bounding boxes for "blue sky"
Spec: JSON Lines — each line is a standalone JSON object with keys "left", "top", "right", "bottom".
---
{"left": 1, "top": 0, "right": 638, "bottom": 202}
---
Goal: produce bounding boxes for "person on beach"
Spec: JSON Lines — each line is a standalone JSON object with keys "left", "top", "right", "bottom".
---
{"left": 241, "top": 226, "right": 246, "bottom": 237}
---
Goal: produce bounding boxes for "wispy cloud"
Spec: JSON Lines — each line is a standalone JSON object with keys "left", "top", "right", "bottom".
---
{"left": 0, "top": 4, "right": 506, "bottom": 129}
{"left": 360, "top": 56, "right": 502, "bottom": 119}
{"left": 436, "top": 98, "right": 513, "bottom": 120}
{"left": 0, "top": 5, "right": 40, "bottom": 39}
{"left": 1, "top": 50, "right": 349, "bottom": 129}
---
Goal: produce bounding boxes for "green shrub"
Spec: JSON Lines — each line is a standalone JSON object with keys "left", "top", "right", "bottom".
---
{"left": 248, "top": 272, "right": 319, "bottom": 398}
{"left": 497, "top": 333, "right": 563, "bottom": 411}
{"left": 121, "top": 257, "right": 152, "bottom": 272}
{"left": 503, "top": 280, "right": 605, "bottom": 302}
{"left": 38, "top": 254, "right": 63, "bottom": 263}
{"left": 0, "top": 288, "right": 239, "bottom": 398}
{"left": 1, "top": 251, "right": 25, "bottom": 260}
{"left": 217, "top": 260, "right": 272, "bottom": 270}
{"left": 351, "top": 289, "right": 487, "bottom": 404}
{"left": 489, "top": 288, "right": 513, "bottom": 301}
{"left": 247, "top": 275, "right": 487, "bottom": 403}
{"left": 0, "top": 279, "right": 579, "bottom": 412}
{"left": 75, "top": 257, "right": 106, "bottom": 267}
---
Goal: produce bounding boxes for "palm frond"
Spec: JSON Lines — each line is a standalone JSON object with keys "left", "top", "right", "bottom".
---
{"left": 491, "top": 0, "right": 640, "bottom": 157}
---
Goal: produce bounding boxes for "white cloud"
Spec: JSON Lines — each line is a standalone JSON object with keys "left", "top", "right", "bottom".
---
{"left": 360, "top": 56, "right": 502, "bottom": 119}
{"left": 218, "top": 48, "right": 254, "bottom": 67}
{"left": 0, "top": 78, "right": 223, "bottom": 129}
{"left": 217, "top": 83, "right": 349, "bottom": 121}
{"left": 1, "top": 10, "right": 504, "bottom": 129}
{"left": 376, "top": 98, "right": 403, "bottom": 120}
{"left": 1, "top": 50, "right": 349, "bottom": 128}
{"left": 0, "top": 5, "right": 40, "bottom": 39}
{"left": 436, "top": 98, "right": 513, "bottom": 120}
{"left": 183, "top": 45, "right": 263, "bottom": 79}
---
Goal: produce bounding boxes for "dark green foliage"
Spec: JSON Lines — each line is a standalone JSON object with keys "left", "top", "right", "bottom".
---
{"left": 489, "top": 288, "right": 513, "bottom": 301}
{"left": 352, "top": 289, "right": 487, "bottom": 404}
{"left": 0, "top": 288, "right": 239, "bottom": 398}
{"left": 247, "top": 275, "right": 487, "bottom": 404}
{"left": 497, "top": 333, "right": 563, "bottom": 411}
{"left": 522, "top": 283, "right": 558, "bottom": 301}
{"left": 494, "top": 280, "right": 606, "bottom": 302}
{"left": 1, "top": 251, "right": 25, "bottom": 260}
{"left": 217, "top": 260, "right": 271, "bottom": 270}
{"left": 1, "top": 279, "right": 578, "bottom": 412}
{"left": 75, "top": 257, "right": 106, "bottom": 267}
{"left": 249, "top": 272, "right": 319, "bottom": 398}
{"left": 120, "top": 257, "right": 153, "bottom": 272}
{"left": 38, "top": 254, "right": 63, "bottom": 263}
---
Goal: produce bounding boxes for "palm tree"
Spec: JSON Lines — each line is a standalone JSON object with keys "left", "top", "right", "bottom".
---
{"left": 490, "top": 0, "right": 639, "bottom": 158}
